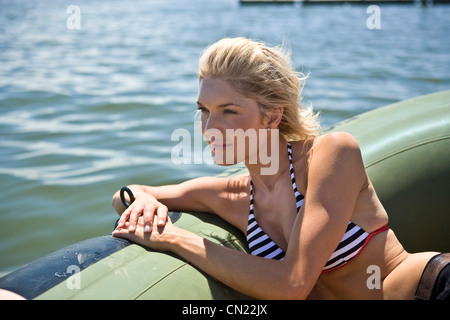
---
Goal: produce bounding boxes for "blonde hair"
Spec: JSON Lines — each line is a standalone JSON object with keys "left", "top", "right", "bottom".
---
{"left": 198, "top": 37, "right": 321, "bottom": 141}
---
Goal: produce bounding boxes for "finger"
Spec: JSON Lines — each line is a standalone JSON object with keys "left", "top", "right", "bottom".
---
{"left": 143, "top": 203, "right": 155, "bottom": 233}
{"left": 156, "top": 204, "right": 168, "bottom": 227}
{"left": 117, "top": 206, "right": 133, "bottom": 228}
{"left": 112, "top": 224, "right": 129, "bottom": 237}
{"left": 113, "top": 222, "right": 150, "bottom": 247}
{"left": 128, "top": 202, "right": 146, "bottom": 232}
{"left": 112, "top": 226, "right": 137, "bottom": 242}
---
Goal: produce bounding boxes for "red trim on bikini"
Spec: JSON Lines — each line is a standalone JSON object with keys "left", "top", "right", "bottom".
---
{"left": 321, "top": 225, "right": 390, "bottom": 274}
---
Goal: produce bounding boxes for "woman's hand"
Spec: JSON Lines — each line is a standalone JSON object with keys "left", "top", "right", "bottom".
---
{"left": 112, "top": 215, "right": 176, "bottom": 252}
{"left": 116, "top": 193, "right": 169, "bottom": 233}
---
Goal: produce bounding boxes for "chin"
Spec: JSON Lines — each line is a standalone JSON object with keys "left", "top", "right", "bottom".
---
{"left": 213, "top": 161, "right": 236, "bottom": 167}
{"left": 211, "top": 150, "right": 238, "bottom": 166}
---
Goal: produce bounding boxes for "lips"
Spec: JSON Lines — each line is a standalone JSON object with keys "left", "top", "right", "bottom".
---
{"left": 211, "top": 143, "right": 231, "bottom": 151}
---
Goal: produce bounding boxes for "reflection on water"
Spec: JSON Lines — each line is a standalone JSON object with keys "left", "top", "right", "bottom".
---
{"left": 0, "top": 0, "right": 449, "bottom": 273}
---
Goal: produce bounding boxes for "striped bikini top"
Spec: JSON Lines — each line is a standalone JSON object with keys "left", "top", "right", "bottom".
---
{"left": 247, "top": 142, "right": 389, "bottom": 273}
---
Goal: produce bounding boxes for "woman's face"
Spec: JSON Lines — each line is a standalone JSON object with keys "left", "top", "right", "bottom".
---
{"left": 197, "top": 77, "right": 267, "bottom": 166}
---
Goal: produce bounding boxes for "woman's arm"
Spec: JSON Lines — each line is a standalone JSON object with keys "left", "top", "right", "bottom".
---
{"left": 113, "top": 217, "right": 306, "bottom": 299}
{"left": 282, "top": 132, "right": 368, "bottom": 286}
{"left": 113, "top": 132, "right": 368, "bottom": 299}
{"left": 112, "top": 176, "right": 246, "bottom": 232}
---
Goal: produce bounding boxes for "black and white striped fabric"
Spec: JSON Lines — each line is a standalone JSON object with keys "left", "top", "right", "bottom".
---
{"left": 246, "top": 142, "right": 379, "bottom": 273}
{"left": 246, "top": 143, "right": 304, "bottom": 260}
{"left": 322, "top": 222, "right": 369, "bottom": 272}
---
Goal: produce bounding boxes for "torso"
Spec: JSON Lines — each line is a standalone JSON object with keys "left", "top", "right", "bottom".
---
{"left": 219, "top": 136, "right": 437, "bottom": 299}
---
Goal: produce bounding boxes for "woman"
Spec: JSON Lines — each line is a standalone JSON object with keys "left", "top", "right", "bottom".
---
{"left": 112, "top": 37, "right": 448, "bottom": 300}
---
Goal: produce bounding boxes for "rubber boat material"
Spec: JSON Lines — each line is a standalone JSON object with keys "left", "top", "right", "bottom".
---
{"left": 0, "top": 90, "right": 449, "bottom": 299}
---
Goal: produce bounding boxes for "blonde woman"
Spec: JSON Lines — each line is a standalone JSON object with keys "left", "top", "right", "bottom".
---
{"left": 112, "top": 37, "right": 449, "bottom": 300}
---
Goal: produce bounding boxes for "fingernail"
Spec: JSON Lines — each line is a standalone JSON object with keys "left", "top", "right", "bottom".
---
{"left": 158, "top": 219, "right": 164, "bottom": 225}
{"left": 128, "top": 225, "right": 135, "bottom": 232}
{"left": 144, "top": 225, "right": 151, "bottom": 233}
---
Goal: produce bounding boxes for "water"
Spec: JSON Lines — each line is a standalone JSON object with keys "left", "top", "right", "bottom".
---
{"left": 0, "top": 0, "right": 449, "bottom": 275}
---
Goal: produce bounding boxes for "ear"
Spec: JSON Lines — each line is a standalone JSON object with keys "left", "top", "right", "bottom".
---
{"left": 265, "top": 105, "right": 284, "bottom": 129}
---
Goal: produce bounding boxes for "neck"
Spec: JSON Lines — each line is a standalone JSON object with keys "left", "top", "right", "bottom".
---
{"left": 245, "top": 134, "right": 289, "bottom": 192}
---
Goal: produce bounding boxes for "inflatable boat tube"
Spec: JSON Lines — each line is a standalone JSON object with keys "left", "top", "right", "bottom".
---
{"left": 0, "top": 90, "right": 449, "bottom": 300}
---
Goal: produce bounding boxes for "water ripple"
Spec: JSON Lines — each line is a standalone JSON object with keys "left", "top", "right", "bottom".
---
{"left": 0, "top": 0, "right": 449, "bottom": 273}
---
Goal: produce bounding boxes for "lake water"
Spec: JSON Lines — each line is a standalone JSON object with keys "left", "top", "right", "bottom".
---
{"left": 0, "top": 0, "right": 449, "bottom": 275}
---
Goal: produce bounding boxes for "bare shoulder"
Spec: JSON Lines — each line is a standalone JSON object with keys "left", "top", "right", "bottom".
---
{"left": 289, "top": 132, "right": 360, "bottom": 162}
{"left": 183, "top": 173, "right": 249, "bottom": 197}
{"left": 213, "top": 173, "right": 251, "bottom": 215}
{"left": 313, "top": 132, "right": 361, "bottom": 154}
{"left": 307, "top": 132, "right": 366, "bottom": 188}
{"left": 310, "top": 132, "right": 363, "bottom": 168}
{"left": 180, "top": 173, "right": 250, "bottom": 229}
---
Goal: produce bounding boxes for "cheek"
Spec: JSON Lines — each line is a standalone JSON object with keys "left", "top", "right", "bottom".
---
{"left": 200, "top": 114, "right": 208, "bottom": 134}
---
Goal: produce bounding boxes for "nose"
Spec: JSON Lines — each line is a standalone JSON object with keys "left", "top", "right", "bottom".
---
{"left": 202, "top": 113, "right": 224, "bottom": 144}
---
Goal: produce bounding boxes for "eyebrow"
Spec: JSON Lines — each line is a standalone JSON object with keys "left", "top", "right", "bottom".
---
{"left": 196, "top": 101, "right": 244, "bottom": 109}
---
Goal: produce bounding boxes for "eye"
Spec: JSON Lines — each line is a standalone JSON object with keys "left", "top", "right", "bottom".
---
{"left": 197, "top": 106, "right": 209, "bottom": 114}
{"left": 224, "top": 109, "right": 237, "bottom": 115}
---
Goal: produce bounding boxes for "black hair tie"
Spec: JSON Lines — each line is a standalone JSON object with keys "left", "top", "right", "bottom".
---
{"left": 120, "top": 186, "right": 135, "bottom": 208}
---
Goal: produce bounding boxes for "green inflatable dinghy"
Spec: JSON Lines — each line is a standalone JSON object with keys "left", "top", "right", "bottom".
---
{"left": 0, "top": 90, "right": 449, "bottom": 300}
